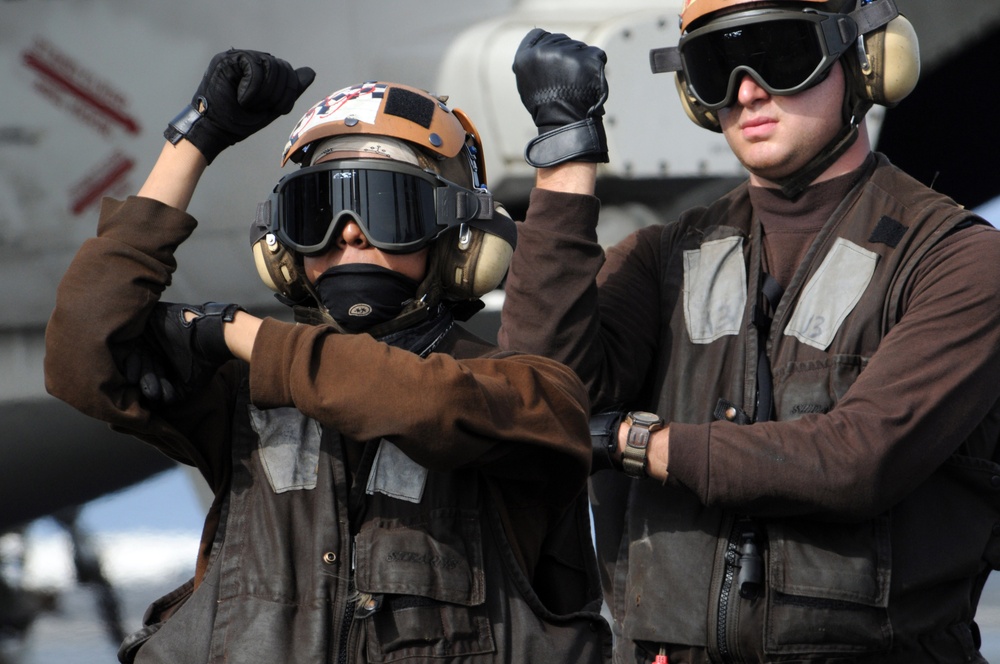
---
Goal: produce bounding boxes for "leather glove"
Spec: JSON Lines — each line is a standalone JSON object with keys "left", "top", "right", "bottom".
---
{"left": 589, "top": 410, "right": 625, "bottom": 473}
{"left": 512, "top": 29, "right": 609, "bottom": 168}
{"left": 121, "top": 343, "right": 180, "bottom": 404}
{"left": 129, "top": 302, "right": 244, "bottom": 403}
{"left": 165, "top": 49, "right": 316, "bottom": 164}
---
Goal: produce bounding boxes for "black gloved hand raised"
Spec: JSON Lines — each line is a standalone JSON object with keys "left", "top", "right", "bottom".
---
{"left": 124, "top": 302, "right": 244, "bottom": 404}
{"left": 512, "top": 29, "right": 609, "bottom": 168}
{"left": 165, "top": 49, "right": 316, "bottom": 164}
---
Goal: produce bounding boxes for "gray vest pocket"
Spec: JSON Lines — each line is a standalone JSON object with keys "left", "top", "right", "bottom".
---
{"left": 248, "top": 405, "right": 321, "bottom": 493}
{"left": 683, "top": 236, "right": 747, "bottom": 344}
{"left": 366, "top": 439, "right": 428, "bottom": 503}
{"left": 785, "top": 238, "right": 877, "bottom": 351}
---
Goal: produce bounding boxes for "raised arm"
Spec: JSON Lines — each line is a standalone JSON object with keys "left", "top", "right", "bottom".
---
{"left": 137, "top": 139, "right": 206, "bottom": 211}
{"left": 45, "top": 49, "right": 314, "bottom": 430}
{"left": 499, "top": 30, "right": 640, "bottom": 402}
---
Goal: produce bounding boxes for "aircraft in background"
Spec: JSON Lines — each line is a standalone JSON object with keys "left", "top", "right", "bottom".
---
{"left": 2, "top": 0, "right": 999, "bottom": 648}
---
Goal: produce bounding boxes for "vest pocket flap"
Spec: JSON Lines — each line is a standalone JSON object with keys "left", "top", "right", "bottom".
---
{"left": 767, "top": 515, "right": 891, "bottom": 607}
{"left": 355, "top": 508, "right": 485, "bottom": 606}
{"left": 248, "top": 405, "right": 321, "bottom": 493}
{"left": 764, "top": 592, "right": 891, "bottom": 655}
{"left": 365, "top": 594, "right": 496, "bottom": 662}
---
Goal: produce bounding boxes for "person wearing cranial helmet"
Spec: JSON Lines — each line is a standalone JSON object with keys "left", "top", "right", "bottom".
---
{"left": 249, "top": 80, "right": 518, "bottom": 337}
{"left": 44, "top": 51, "right": 611, "bottom": 663}
{"left": 499, "top": 1, "right": 1000, "bottom": 662}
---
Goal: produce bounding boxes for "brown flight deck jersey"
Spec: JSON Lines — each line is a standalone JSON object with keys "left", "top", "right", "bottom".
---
{"left": 500, "top": 153, "right": 1000, "bottom": 663}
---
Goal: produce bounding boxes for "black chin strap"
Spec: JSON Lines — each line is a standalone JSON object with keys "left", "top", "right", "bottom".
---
{"left": 774, "top": 118, "right": 860, "bottom": 199}
{"left": 773, "top": 0, "right": 901, "bottom": 198}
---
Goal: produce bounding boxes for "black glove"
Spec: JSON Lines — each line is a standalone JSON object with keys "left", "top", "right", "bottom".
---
{"left": 121, "top": 342, "right": 180, "bottom": 404}
{"left": 165, "top": 49, "right": 316, "bottom": 164}
{"left": 129, "top": 302, "right": 244, "bottom": 403}
{"left": 512, "top": 29, "right": 609, "bottom": 168}
{"left": 589, "top": 410, "right": 625, "bottom": 473}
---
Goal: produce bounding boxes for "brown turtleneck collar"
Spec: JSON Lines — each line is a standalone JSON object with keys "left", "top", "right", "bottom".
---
{"left": 751, "top": 154, "right": 873, "bottom": 288}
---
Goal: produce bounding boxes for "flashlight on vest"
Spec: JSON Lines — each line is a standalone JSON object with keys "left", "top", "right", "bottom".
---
{"left": 737, "top": 533, "right": 764, "bottom": 599}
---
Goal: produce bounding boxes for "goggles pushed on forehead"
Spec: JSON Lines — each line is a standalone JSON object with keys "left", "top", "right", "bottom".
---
{"left": 652, "top": 7, "right": 859, "bottom": 111}
{"left": 266, "top": 159, "right": 493, "bottom": 255}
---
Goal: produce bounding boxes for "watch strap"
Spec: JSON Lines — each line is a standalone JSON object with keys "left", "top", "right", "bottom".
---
{"left": 622, "top": 411, "right": 664, "bottom": 478}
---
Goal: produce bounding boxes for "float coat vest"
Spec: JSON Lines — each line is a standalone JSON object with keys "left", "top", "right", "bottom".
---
{"left": 120, "top": 358, "right": 611, "bottom": 664}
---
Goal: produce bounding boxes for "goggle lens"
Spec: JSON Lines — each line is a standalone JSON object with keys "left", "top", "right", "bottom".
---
{"left": 279, "top": 167, "right": 438, "bottom": 252}
{"left": 269, "top": 159, "right": 488, "bottom": 255}
{"left": 677, "top": 11, "right": 854, "bottom": 110}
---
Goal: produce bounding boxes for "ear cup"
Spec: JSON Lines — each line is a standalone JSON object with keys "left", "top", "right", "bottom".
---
{"left": 252, "top": 234, "right": 311, "bottom": 302}
{"left": 858, "top": 15, "right": 920, "bottom": 107}
{"left": 434, "top": 205, "right": 515, "bottom": 300}
{"left": 674, "top": 72, "right": 722, "bottom": 133}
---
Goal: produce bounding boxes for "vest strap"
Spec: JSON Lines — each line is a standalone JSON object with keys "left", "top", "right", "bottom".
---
{"left": 753, "top": 273, "right": 784, "bottom": 422}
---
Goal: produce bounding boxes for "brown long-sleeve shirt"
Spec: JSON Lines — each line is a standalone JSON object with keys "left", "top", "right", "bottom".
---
{"left": 500, "top": 179, "right": 1000, "bottom": 521}
{"left": 45, "top": 195, "right": 594, "bottom": 584}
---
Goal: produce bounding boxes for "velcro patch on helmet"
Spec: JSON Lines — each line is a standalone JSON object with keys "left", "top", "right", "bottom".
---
{"left": 384, "top": 88, "right": 436, "bottom": 128}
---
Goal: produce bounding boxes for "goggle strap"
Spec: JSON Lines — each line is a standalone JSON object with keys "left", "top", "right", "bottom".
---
{"left": 466, "top": 212, "right": 518, "bottom": 249}
{"left": 849, "top": 0, "right": 899, "bottom": 35}
{"left": 649, "top": 46, "right": 682, "bottom": 75}
{"left": 250, "top": 199, "right": 272, "bottom": 244}
{"left": 473, "top": 189, "right": 494, "bottom": 220}
{"left": 455, "top": 190, "right": 475, "bottom": 221}
{"left": 448, "top": 187, "right": 494, "bottom": 222}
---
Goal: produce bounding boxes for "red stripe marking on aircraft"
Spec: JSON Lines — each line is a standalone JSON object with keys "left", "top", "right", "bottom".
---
{"left": 22, "top": 51, "right": 140, "bottom": 135}
{"left": 71, "top": 156, "right": 135, "bottom": 215}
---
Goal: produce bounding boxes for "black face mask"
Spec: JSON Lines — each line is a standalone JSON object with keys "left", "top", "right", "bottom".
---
{"left": 313, "top": 263, "right": 420, "bottom": 333}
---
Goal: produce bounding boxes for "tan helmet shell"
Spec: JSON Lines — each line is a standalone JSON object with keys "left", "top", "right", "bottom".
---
{"left": 680, "top": 0, "right": 826, "bottom": 31}
{"left": 281, "top": 81, "right": 469, "bottom": 166}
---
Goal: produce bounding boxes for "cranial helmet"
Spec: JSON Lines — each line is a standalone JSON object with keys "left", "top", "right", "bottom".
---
{"left": 649, "top": 0, "right": 920, "bottom": 196}
{"left": 250, "top": 81, "right": 516, "bottom": 325}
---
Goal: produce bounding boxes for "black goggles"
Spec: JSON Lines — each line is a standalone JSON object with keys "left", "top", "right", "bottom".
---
{"left": 651, "top": 8, "right": 859, "bottom": 111}
{"left": 266, "top": 159, "right": 493, "bottom": 255}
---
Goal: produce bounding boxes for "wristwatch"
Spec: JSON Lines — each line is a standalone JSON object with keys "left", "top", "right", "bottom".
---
{"left": 621, "top": 411, "right": 665, "bottom": 478}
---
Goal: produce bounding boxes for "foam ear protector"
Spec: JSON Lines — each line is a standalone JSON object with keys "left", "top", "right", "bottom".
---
{"left": 435, "top": 204, "right": 516, "bottom": 300}
{"left": 857, "top": 14, "right": 920, "bottom": 107}
{"left": 674, "top": 72, "right": 722, "bottom": 132}
{"left": 252, "top": 234, "right": 311, "bottom": 302}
